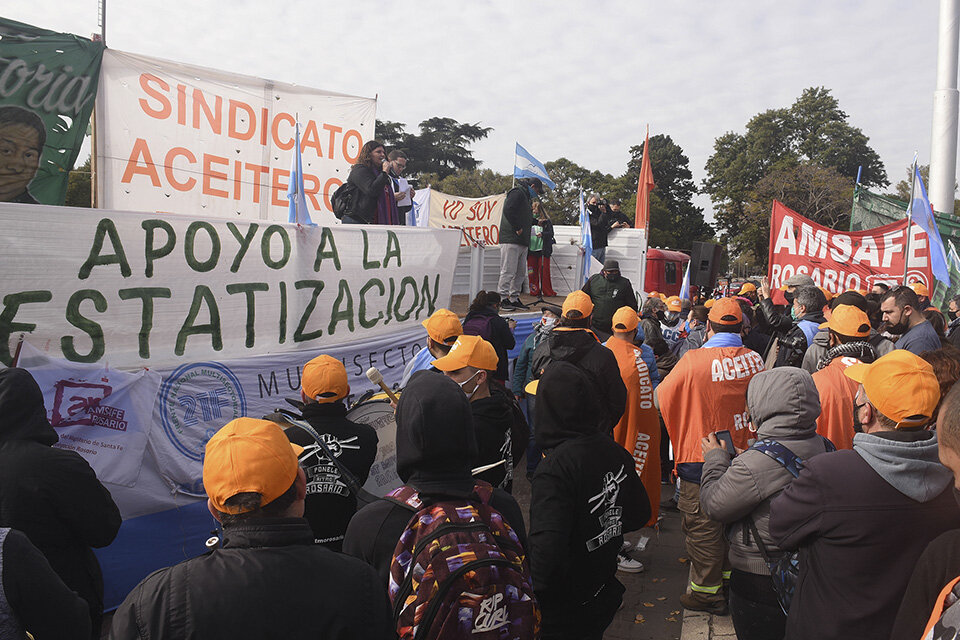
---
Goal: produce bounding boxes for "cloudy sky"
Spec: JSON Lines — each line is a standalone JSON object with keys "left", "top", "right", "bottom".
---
{"left": 5, "top": 1, "right": 950, "bottom": 219}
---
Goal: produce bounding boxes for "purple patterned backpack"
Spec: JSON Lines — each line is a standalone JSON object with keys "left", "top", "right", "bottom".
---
{"left": 386, "top": 481, "right": 540, "bottom": 640}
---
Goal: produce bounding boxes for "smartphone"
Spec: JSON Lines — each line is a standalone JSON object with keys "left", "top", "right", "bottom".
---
{"left": 714, "top": 429, "right": 737, "bottom": 456}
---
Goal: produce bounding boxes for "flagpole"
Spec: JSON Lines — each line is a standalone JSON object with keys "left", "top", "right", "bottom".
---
{"left": 903, "top": 153, "right": 919, "bottom": 284}
{"left": 511, "top": 145, "right": 516, "bottom": 189}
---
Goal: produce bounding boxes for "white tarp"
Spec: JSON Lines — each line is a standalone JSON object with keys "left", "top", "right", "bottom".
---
{"left": 95, "top": 49, "right": 377, "bottom": 222}
{"left": 0, "top": 203, "right": 461, "bottom": 369}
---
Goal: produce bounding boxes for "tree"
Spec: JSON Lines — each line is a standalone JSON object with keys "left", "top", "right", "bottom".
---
{"left": 371, "top": 117, "right": 491, "bottom": 180}
{"left": 375, "top": 119, "right": 406, "bottom": 149}
{"left": 537, "top": 158, "right": 622, "bottom": 225}
{"left": 626, "top": 134, "right": 713, "bottom": 248}
{"left": 703, "top": 87, "right": 888, "bottom": 267}
{"left": 65, "top": 158, "right": 91, "bottom": 207}
{"left": 422, "top": 169, "right": 512, "bottom": 198}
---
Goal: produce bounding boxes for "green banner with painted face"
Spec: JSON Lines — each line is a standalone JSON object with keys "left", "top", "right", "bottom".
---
{"left": 0, "top": 17, "right": 104, "bottom": 205}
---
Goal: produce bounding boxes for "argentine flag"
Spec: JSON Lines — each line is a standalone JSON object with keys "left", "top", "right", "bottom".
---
{"left": 910, "top": 165, "right": 949, "bottom": 283}
{"left": 579, "top": 189, "right": 592, "bottom": 281}
{"left": 679, "top": 259, "right": 691, "bottom": 300}
{"left": 287, "top": 121, "right": 314, "bottom": 225}
{"left": 514, "top": 143, "right": 556, "bottom": 189}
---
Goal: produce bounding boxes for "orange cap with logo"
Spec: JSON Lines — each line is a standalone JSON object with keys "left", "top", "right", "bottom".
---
{"left": 421, "top": 308, "right": 462, "bottom": 345}
{"left": 301, "top": 355, "right": 349, "bottom": 403}
{"left": 708, "top": 298, "right": 742, "bottom": 325}
{"left": 819, "top": 304, "right": 870, "bottom": 338}
{"left": 612, "top": 306, "right": 639, "bottom": 332}
{"left": 432, "top": 334, "right": 499, "bottom": 372}
{"left": 737, "top": 282, "right": 757, "bottom": 294}
{"left": 665, "top": 296, "right": 682, "bottom": 312}
{"left": 561, "top": 290, "right": 594, "bottom": 319}
{"left": 203, "top": 417, "right": 304, "bottom": 514}
{"left": 844, "top": 350, "right": 940, "bottom": 428}
{"left": 910, "top": 282, "right": 930, "bottom": 297}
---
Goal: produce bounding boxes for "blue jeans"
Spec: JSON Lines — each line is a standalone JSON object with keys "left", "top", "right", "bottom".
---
{"left": 591, "top": 247, "right": 606, "bottom": 264}
{"left": 522, "top": 397, "right": 541, "bottom": 474}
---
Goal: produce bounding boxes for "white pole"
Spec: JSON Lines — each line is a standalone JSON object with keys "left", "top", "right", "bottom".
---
{"left": 904, "top": 155, "right": 919, "bottom": 283}
{"left": 929, "top": 0, "right": 960, "bottom": 215}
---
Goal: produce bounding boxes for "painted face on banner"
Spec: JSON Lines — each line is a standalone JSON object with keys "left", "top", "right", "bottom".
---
{"left": 0, "top": 122, "right": 42, "bottom": 201}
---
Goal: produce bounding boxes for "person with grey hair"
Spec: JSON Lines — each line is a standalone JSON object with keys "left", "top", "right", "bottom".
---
{"left": 756, "top": 273, "right": 815, "bottom": 338}
{"left": 770, "top": 285, "right": 826, "bottom": 369}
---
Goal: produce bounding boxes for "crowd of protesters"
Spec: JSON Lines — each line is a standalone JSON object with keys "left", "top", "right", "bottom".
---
{"left": 6, "top": 259, "right": 960, "bottom": 640}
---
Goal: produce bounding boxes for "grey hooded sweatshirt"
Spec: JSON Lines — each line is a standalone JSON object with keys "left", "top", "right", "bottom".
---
{"left": 700, "top": 367, "right": 831, "bottom": 575}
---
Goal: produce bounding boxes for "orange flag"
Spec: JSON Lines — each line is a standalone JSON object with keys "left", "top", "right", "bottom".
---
{"left": 634, "top": 128, "right": 656, "bottom": 231}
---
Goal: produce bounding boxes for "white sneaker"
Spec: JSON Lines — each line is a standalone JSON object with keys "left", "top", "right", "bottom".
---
{"left": 617, "top": 553, "right": 644, "bottom": 573}
{"left": 620, "top": 540, "right": 633, "bottom": 553}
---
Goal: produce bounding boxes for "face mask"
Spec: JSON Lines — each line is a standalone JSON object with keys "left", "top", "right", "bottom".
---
{"left": 457, "top": 370, "right": 482, "bottom": 400}
{"left": 784, "top": 290, "right": 795, "bottom": 304}
{"left": 588, "top": 204, "right": 600, "bottom": 214}
{"left": 665, "top": 311, "right": 679, "bottom": 323}
{"left": 541, "top": 316, "right": 557, "bottom": 330}
{"left": 604, "top": 272, "right": 618, "bottom": 282}
{"left": 950, "top": 309, "right": 958, "bottom": 321}
{"left": 790, "top": 306, "right": 799, "bottom": 321}
{"left": 852, "top": 403, "right": 865, "bottom": 434}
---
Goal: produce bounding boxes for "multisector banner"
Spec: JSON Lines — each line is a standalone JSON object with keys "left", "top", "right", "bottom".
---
{"left": 427, "top": 190, "right": 505, "bottom": 245}
{"left": 0, "top": 203, "right": 462, "bottom": 368}
{"left": 96, "top": 50, "right": 376, "bottom": 222}
{"left": 0, "top": 17, "right": 104, "bottom": 205}
{"left": 767, "top": 200, "right": 934, "bottom": 302}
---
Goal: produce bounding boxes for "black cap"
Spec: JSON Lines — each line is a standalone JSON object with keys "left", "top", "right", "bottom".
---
{"left": 603, "top": 259, "right": 620, "bottom": 271}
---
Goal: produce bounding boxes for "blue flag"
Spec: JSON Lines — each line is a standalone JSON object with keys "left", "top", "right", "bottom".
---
{"left": 910, "top": 165, "right": 948, "bottom": 283}
{"left": 679, "top": 259, "right": 691, "bottom": 300}
{"left": 514, "top": 143, "right": 556, "bottom": 189}
{"left": 579, "top": 189, "right": 592, "bottom": 282}
{"left": 287, "top": 121, "right": 314, "bottom": 225}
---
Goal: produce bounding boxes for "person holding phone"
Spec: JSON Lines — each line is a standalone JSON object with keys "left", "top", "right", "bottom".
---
{"left": 699, "top": 368, "right": 832, "bottom": 640}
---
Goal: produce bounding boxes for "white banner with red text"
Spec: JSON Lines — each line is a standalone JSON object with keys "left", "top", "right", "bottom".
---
{"left": 427, "top": 190, "right": 505, "bottom": 245}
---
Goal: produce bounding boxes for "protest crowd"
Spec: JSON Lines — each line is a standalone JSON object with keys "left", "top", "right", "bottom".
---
{"left": 7, "top": 163, "right": 960, "bottom": 640}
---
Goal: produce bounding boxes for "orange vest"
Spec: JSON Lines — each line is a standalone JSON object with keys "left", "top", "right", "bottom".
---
{"left": 658, "top": 346, "right": 765, "bottom": 465}
{"left": 922, "top": 575, "right": 960, "bottom": 639}
{"left": 607, "top": 338, "right": 661, "bottom": 527}
{"left": 812, "top": 357, "right": 861, "bottom": 451}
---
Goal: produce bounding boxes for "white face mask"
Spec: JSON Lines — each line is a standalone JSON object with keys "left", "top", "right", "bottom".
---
{"left": 457, "top": 370, "right": 482, "bottom": 399}
{"left": 541, "top": 316, "right": 557, "bottom": 330}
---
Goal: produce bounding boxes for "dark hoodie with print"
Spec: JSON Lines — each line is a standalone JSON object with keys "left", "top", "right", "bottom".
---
{"left": 530, "top": 361, "right": 650, "bottom": 639}
{"left": 0, "top": 368, "right": 121, "bottom": 635}
{"left": 342, "top": 371, "right": 528, "bottom": 588}
{"left": 470, "top": 383, "right": 528, "bottom": 492}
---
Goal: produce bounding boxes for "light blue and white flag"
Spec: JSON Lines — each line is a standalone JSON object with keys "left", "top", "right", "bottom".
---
{"left": 679, "top": 259, "right": 691, "bottom": 300}
{"left": 514, "top": 143, "right": 556, "bottom": 189}
{"left": 910, "top": 165, "right": 948, "bottom": 283}
{"left": 579, "top": 189, "right": 592, "bottom": 282}
{"left": 287, "top": 121, "right": 314, "bottom": 225}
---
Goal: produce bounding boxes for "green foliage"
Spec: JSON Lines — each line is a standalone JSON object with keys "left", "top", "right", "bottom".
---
{"left": 538, "top": 157, "right": 624, "bottom": 225}
{"left": 421, "top": 169, "right": 513, "bottom": 198}
{"left": 375, "top": 117, "right": 491, "bottom": 180}
{"left": 703, "top": 87, "right": 888, "bottom": 267}
{"left": 65, "top": 157, "right": 91, "bottom": 207}
{"left": 375, "top": 119, "right": 406, "bottom": 149}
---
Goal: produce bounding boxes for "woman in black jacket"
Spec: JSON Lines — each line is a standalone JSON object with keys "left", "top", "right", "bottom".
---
{"left": 344, "top": 140, "right": 400, "bottom": 224}
{"left": 461, "top": 291, "right": 516, "bottom": 383}
{"left": 527, "top": 201, "right": 557, "bottom": 297}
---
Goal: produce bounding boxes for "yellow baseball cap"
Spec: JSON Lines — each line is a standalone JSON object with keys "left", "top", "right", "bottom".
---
{"left": 421, "top": 308, "right": 462, "bottom": 345}
{"left": 431, "top": 334, "right": 499, "bottom": 372}
{"left": 704, "top": 299, "right": 715, "bottom": 309}
{"left": 910, "top": 282, "right": 930, "bottom": 297}
{"left": 737, "top": 282, "right": 757, "bottom": 294}
{"left": 301, "top": 355, "right": 349, "bottom": 403}
{"left": 665, "top": 296, "right": 682, "bottom": 312}
{"left": 819, "top": 304, "right": 870, "bottom": 338}
{"left": 562, "top": 290, "right": 594, "bottom": 319}
{"left": 203, "top": 418, "right": 304, "bottom": 514}
{"left": 844, "top": 350, "right": 940, "bottom": 428}
{"left": 612, "top": 306, "right": 639, "bottom": 332}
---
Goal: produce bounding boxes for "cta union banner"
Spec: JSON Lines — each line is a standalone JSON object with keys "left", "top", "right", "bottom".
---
{"left": 0, "top": 203, "right": 461, "bottom": 368}
{"left": 0, "top": 17, "right": 104, "bottom": 205}
{"left": 96, "top": 49, "right": 376, "bottom": 222}
{"left": 767, "top": 200, "right": 934, "bottom": 303}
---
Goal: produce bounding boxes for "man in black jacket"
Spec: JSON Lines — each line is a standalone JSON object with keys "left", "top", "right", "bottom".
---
{"left": 433, "top": 335, "right": 528, "bottom": 492}
{"left": 0, "top": 368, "right": 121, "bottom": 640}
{"left": 111, "top": 417, "right": 391, "bottom": 639}
{"left": 530, "top": 290, "right": 627, "bottom": 434}
{"left": 499, "top": 178, "right": 542, "bottom": 309}
{"left": 343, "top": 371, "right": 528, "bottom": 587}
{"left": 283, "top": 354, "right": 377, "bottom": 551}
{"left": 528, "top": 361, "right": 650, "bottom": 640}
{"left": 756, "top": 272, "right": 815, "bottom": 337}
{"left": 582, "top": 258, "right": 638, "bottom": 339}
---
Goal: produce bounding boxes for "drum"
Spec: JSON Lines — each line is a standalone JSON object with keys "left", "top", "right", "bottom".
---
{"left": 346, "top": 396, "right": 401, "bottom": 495}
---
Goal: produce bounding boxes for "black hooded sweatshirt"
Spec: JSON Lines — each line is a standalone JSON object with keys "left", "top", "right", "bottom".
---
{"left": 342, "top": 371, "right": 527, "bottom": 587}
{"left": 470, "top": 383, "right": 529, "bottom": 492}
{"left": 0, "top": 368, "right": 121, "bottom": 637}
{"left": 530, "top": 362, "right": 650, "bottom": 637}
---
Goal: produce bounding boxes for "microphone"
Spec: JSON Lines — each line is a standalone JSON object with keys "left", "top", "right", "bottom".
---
{"left": 365, "top": 367, "right": 399, "bottom": 404}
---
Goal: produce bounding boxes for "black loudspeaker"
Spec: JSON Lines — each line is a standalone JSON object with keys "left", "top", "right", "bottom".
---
{"left": 690, "top": 242, "right": 722, "bottom": 290}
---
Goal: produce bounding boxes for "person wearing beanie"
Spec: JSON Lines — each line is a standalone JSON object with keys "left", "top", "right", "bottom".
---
{"left": 111, "top": 418, "right": 391, "bottom": 639}
{"left": 281, "top": 354, "right": 377, "bottom": 551}
{"left": 700, "top": 367, "right": 832, "bottom": 640}
{"left": 527, "top": 361, "right": 650, "bottom": 640}
{"left": 581, "top": 258, "right": 639, "bottom": 339}
{"left": 800, "top": 291, "right": 895, "bottom": 373}
{"left": 343, "top": 371, "right": 527, "bottom": 587}
{"left": 770, "top": 350, "right": 960, "bottom": 640}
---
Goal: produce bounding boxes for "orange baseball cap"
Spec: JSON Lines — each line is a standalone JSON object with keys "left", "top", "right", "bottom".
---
{"left": 910, "top": 282, "right": 930, "bottom": 297}
{"left": 648, "top": 291, "right": 659, "bottom": 298}
{"left": 737, "top": 282, "right": 757, "bottom": 294}
{"left": 301, "top": 355, "right": 349, "bottom": 403}
{"left": 612, "top": 306, "right": 639, "bottom": 332}
{"left": 561, "top": 290, "right": 594, "bottom": 319}
{"left": 203, "top": 418, "right": 304, "bottom": 514}
{"left": 665, "top": 296, "right": 682, "bottom": 312}
{"left": 819, "top": 304, "right": 870, "bottom": 338}
{"left": 704, "top": 299, "right": 716, "bottom": 309}
{"left": 818, "top": 287, "right": 834, "bottom": 302}
{"left": 421, "top": 308, "right": 462, "bottom": 345}
{"left": 432, "top": 334, "right": 499, "bottom": 372}
{"left": 708, "top": 298, "right": 742, "bottom": 325}
{"left": 844, "top": 350, "right": 940, "bottom": 428}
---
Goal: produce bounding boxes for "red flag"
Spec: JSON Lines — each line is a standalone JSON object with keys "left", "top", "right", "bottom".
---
{"left": 634, "top": 128, "right": 656, "bottom": 231}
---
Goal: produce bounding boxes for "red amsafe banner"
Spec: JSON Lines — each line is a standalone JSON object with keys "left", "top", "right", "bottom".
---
{"left": 767, "top": 201, "right": 934, "bottom": 304}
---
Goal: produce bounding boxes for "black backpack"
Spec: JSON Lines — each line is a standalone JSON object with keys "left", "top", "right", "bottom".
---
{"left": 331, "top": 181, "right": 358, "bottom": 220}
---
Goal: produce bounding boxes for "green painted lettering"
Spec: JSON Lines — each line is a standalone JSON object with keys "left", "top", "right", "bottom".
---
{"left": 261, "top": 225, "right": 290, "bottom": 269}
{"left": 0, "top": 290, "right": 53, "bottom": 365}
{"left": 226, "top": 222, "right": 258, "bottom": 273}
{"left": 328, "top": 279, "right": 355, "bottom": 335}
{"left": 62, "top": 289, "right": 107, "bottom": 363}
{"left": 184, "top": 221, "right": 221, "bottom": 272}
{"left": 361, "top": 230, "right": 381, "bottom": 269}
{"left": 384, "top": 230, "right": 402, "bottom": 267}
{"left": 176, "top": 285, "right": 223, "bottom": 355}
{"left": 118, "top": 287, "right": 172, "bottom": 358}
{"left": 78, "top": 218, "right": 132, "bottom": 279}
{"left": 142, "top": 219, "right": 176, "bottom": 278}
{"left": 294, "top": 280, "right": 325, "bottom": 342}
{"left": 358, "top": 279, "right": 385, "bottom": 329}
{"left": 225, "top": 282, "right": 269, "bottom": 348}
